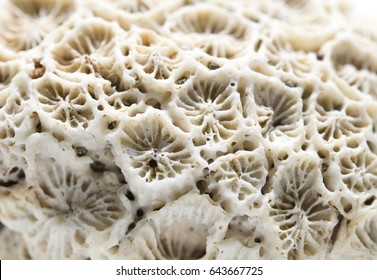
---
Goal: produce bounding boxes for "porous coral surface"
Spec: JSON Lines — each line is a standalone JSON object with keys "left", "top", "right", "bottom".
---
{"left": 0, "top": 0, "right": 377, "bottom": 260}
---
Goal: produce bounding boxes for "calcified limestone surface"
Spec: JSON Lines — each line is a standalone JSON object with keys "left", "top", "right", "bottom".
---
{"left": 0, "top": 0, "right": 377, "bottom": 260}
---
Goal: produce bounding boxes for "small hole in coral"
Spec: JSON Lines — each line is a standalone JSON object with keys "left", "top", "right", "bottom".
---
{"left": 149, "top": 159, "right": 158, "bottom": 168}
{"left": 0, "top": 179, "right": 18, "bottom": 187}
{"left": 107, "top": 121, "right": 118, "bottom": 130}
{"left": 253, "top": 201, "right": 261, "bottom": 208}
{"left": 136, "top": 208, "right": 144, "bottom": 218}
{"left": 10, "top": 167, "right": 19, "bottom": 174}
{"left": 90, "top": 161, "right": 106, "bottom": 173}
{"left": 207, "top": 62, "right": 220, "bottom": 70}
{"left": 367, "top": 141, "right": 376, "bottom": 153}
{"left": 159, "top": 221, "right": 208, "bottom": 260}
{"left": 196, "top": 180, "right": 208, "bottom": 194}
{"left": 52, "top": 132, "right": 65, "bottom": 142}
{"left": 109, "top": 245, "right": 119, "bottom": 254}
{"left": 127, "top": 222, "right": 136, "bottom": 233}
{"left": 302, "top": 85, "right": 313, "bottom": 100}
{"left": 341, "top": 197, "right": 353, "bottom": 213}
{"left": 176, "top": 77, "right": 188, "bottom": 85}
{"left": 248, "top": 15, "right": 259, "bottom": 23}
{"left": 254, "top": 39, "right": 262, "bottom": 52}
{"left": 74, "top": 231, "right": 86, "bottom": 245}
{"left": 123, "top": 47, "right": 130, "bottom": 56}
{"left": 346, "top": 138, "right": 359, "bottom": 148}
{"left": 119, "top": 173, "right": 127, "bottom": 184}
{"left": 277, "top": 152, "right": 288, "bottom": 161}
{"left": 220, "top": 200, "right": 232, "bottom": 212}
{"left": 364, "top": 195, "right": 376, "bottom": 206}
{"left": 284, "top": 80, "right": 297, "bottom": 88}
{"left": 126, "top": 190, "right": 135, "bottom": 201}
{"left": 17, "top": 169, "right": 25, "bottom": 180}
{"left": 30, "top": 61, "right": 45, "bottom": 79}
{"left": 137, "top": 84, "right": 147, "bottom": 93}
{"left": 243, "top": 140, "right": 257, "bottom": 151}
{"left": 261, "top": 180, "right": 271, "bottom": 195}
{"left": 74, "top": 146, "right": 88, "bottom": 157}
{"left": 317, "top": 150, "right": 328, "bottom": 159}
{"left": 259, "top": 247, "right": 266, "bottom": 257}
{"left": 146, "top": 99, "right": 161, "bottom": 110}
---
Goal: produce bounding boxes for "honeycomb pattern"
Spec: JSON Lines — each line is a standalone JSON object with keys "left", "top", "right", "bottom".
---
{"left": 0, "top": 0, "right": 376, "bottom": 259}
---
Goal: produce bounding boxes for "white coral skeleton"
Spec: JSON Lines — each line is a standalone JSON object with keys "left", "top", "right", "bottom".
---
{"left": 0, "top": 0, "right": 377, "bottom": 260}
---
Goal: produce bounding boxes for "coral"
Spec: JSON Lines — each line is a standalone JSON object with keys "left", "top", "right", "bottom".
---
{"left": 0, "top": 0, "right": 376, "bottom": 260}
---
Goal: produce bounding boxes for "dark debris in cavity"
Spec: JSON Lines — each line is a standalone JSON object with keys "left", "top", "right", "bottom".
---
{"left": 112, "top": 166, "right": 127, "bottom": 184}
{"left": 254, "top": 39, "right": 262, "bottom": 52}
{"left": 30, "top": 61, "right": 45, "bottom": 79}
{"left": 364, "top": 195, "right": 376, "bottom": 206}
{"left": 207, "top": 62, "right": 220, "bottom": 70}
{"left": 36, "top": 121, "right": 43, "bottom": 133}
{"left": 176, "top": 77, "right": 188, "bottom": 85}
{"left": 284, "top": 80, "right": 298, "bottom": 88}
{"left": 329, "top": 213, "right": 344, "bottom": 248}
{"left": 148, "top": 159, "right": 158, "bottom": 168}
{"left": 107, "top": 121, "right": 118, "bottom": 130}
{"left": 74, "top": 146, "right": 88, "bottom": 157}
{"left": 125, "top": 190, "right": 135, "bottom": 201}
{"left": 17, "top": 169, "right": 25, "bottom": 179}
{"left": 0, "top": 179, "right": 18, "bottom": 187}
{"left": 120, "top": 178, "right": 127, "bottom": 184}
{"left": 9, "top": 167, "right": 18, "bottom": 174}
{"left": 126, "top": 221, "right": 136, "bottom": 234}
{"left": 153, "top": 205, "right": 163, "bottom": 212}
{"left": 0, "top": 167, "right": 26, "bottom": 187}
{"left": 90, "top": 161, "right": 106, "bottom": 173}
{"left": 136, "top": 208, "right": 144, "bottom": 218}
{"left": 127, "top": 208, "right": 146, "bottom": 234}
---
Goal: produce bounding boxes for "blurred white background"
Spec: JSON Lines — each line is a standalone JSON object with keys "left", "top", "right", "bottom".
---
{"left": 351, "top": 0, "right": 377, "bottom": 16}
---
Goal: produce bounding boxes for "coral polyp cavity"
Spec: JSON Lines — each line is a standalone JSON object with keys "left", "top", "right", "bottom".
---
{"left": 0, "top": 0, "right": 377, "bottom": 260}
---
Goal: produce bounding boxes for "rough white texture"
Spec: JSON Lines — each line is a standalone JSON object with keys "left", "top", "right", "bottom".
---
{"left": 0, "top": 225, "right": 30, "bottom": 259}
{"left": 0, "top": 0, "right": 377, "bottom": 260}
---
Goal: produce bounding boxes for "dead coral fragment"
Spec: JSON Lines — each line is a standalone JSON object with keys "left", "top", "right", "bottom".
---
{"left": 0, "top": 0, "right": 377, "bottom": 260}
